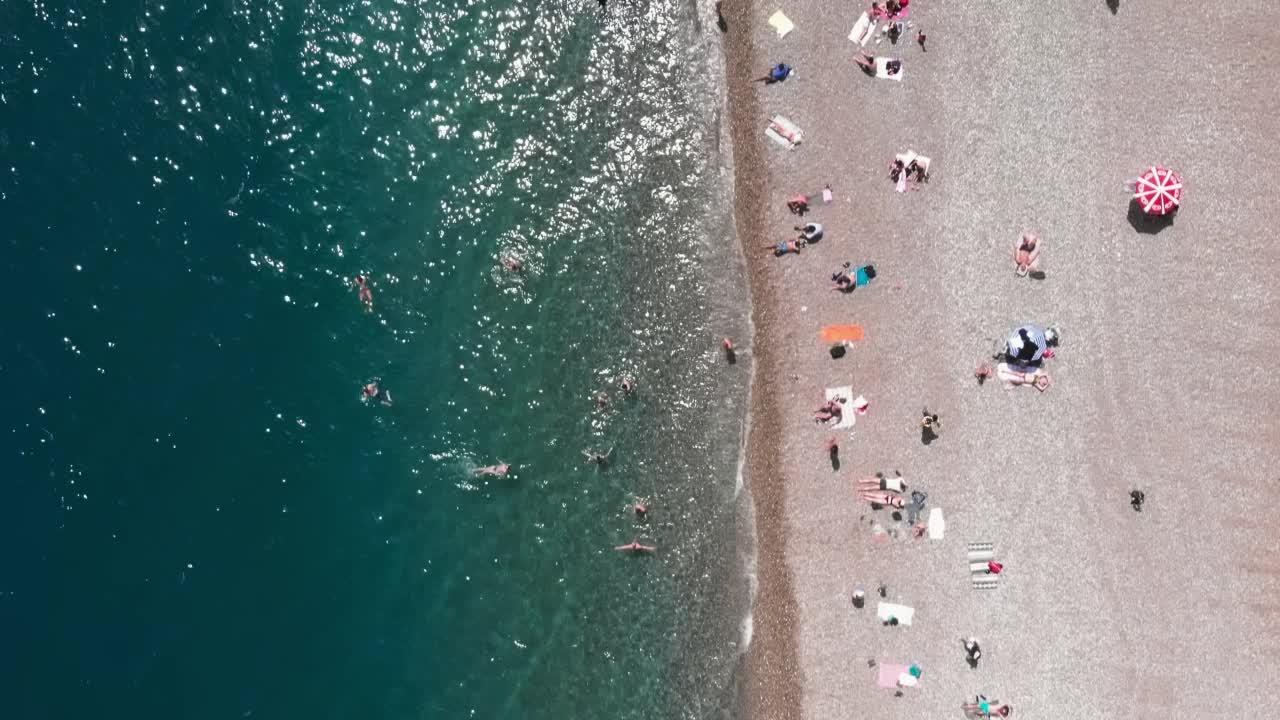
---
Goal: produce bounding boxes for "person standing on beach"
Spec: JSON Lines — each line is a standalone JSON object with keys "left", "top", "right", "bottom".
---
{"left": 962, "top": 637, "right": 982, "bottom": 666}
{"left": 722, "top": 337, "right": 737, "bottom": 364}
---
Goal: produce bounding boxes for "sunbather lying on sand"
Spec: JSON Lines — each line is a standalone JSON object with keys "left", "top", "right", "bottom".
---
{"left": 858, "top": 472, "right": 906, "bottom": 493}
{"left": 997, "top": 363, "right": 1051, "bottom": 392}
{"left": 787, "top": 193, "right": 810, "bottom": 215}
{"left": 859, "top": 489, "right": 906, "bottom": 509}
{"left": 766, "top": 238, "right": 804, "bottom": 256}
{"left": 853, "top": 53, "right": 901, "bottom": 77}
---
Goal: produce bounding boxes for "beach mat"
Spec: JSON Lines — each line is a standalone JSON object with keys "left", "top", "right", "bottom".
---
{"left": 848, "top": 12, "right": 874, "bottom": 46}
{"left": 768, "top": 10, "right": 795, "bottom": 37}
{"left": 876, "top": 663, "right": 912, "bottom": 689}
{"left": 877, "top": 601, "right": 914, "bottom": 626}
{"left": 825, "top": 386, "right": 855, "bottom": 429}
{"left": 820, "top": 324, "right": 865, "bottom": 343}
{"left": 875, "top": 57, "right": 904, "bottom": 81}
{"left": 927, "top": 508, "right": 945, "bottom": 539}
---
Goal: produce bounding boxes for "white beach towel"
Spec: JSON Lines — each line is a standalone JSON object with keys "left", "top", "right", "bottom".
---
{"left": 875, "top": 57, "right": 904, "bottom": 81}
{"left": 848, "top": 12, "right": 875, "bottom": 46}
{"left": 927, "top": 508, "right": 945, "bottom": 540}
{"left": 768, "top": 10, "right": 795, "bottom": 38}
{"left": 877, "top": 601, "right": 915, "bottom": 626}
{"left": 825, "top": 386, "right": 855, "bottom": 429}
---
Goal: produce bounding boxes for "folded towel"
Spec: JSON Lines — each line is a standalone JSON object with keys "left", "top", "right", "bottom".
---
{"left": 768, "top": 10, "right": 795, "bottom": 38}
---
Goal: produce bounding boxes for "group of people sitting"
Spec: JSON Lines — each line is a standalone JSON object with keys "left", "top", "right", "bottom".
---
{"left": 870, "top": 0, "right": 910, "bottom": 19}
{"left": 994, "top": 323, "right": 1060, "bottom": 391}
{"left": 767, "top": 222, "right": 824, "bottom": 256}
{"left": 890, "top": 155, "right": 929, "bottom": 184}
{"left": 831, "top": 262, "right": 876, "bottom": 292}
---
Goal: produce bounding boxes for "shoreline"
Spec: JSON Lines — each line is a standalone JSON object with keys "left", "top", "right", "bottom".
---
{"left": 719, "top": 0, "right": 803, "bottom": 718}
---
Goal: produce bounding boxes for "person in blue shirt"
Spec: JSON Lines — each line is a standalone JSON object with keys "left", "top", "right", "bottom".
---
{"left": 754, "top": 63, "right": 793, "bottom": 84}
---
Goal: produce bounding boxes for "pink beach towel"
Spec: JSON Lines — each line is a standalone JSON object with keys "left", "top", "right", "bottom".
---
{"left": 876, "top": 663, "right": 912, "bottom": 689}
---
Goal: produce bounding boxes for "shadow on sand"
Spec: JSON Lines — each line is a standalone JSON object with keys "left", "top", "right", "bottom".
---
{"left": 1127, "top": 199, "right": 1177, "bottom": 235}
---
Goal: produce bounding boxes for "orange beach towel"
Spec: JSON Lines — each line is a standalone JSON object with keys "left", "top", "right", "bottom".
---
{"left": 820, "top": 324, "right": 865, "bottom": 343}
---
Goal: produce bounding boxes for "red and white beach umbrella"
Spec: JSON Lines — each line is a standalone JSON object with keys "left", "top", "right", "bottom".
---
{"left": 1134, "top": 166, "right": 1183, "bottom": 215}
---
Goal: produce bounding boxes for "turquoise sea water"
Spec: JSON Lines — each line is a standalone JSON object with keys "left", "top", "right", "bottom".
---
{"left": 2, "top": 1, "right": 750, "bottom": 718}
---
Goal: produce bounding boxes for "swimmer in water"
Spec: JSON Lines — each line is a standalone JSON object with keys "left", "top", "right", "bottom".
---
{"left": 361, "top": 378, "right": 393, "bottom": 406}
{"left": 501, "top": 255, "right": 524, "bottom": 273}
{"left": 620, "top": 377, "right": 636, "bottom": 395}
{"left": 614, "top": 540, "right": 656, "bottom": 553}
{"left": 594, "top": 391, "right": 609, "bottom": 409}
{"left": 633, "top": 497, "right": 649, "bottom": 518}
{"left": 581, "top": 448, "right": 613, "bottom": 466}
{"left": 354, "top": 274, "right": 374, "bottom": 312}
{"left": 473, "top": 463, "right": 511, "bottom": 477}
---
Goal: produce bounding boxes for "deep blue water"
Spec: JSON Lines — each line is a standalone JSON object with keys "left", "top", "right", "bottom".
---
{"left": 2, "top": 1, "right": 750, "bottom": 718}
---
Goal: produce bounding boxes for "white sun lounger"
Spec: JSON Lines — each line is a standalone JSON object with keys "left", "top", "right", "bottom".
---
{"left": 848, "top": 12, "right": 875, "bottom": 46}
{"left": 825, "top": 386, "right": 855, "bottom": 429}
{"left": 877, "top": 601, "right": 914, "bottom": 626}
{"left": 875, "top": 57, "right": 904, "bottom": 81}
{"left": 768, "top": 10, "right": 795, "bottom": 38}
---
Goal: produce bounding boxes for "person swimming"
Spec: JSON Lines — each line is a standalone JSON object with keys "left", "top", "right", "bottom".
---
{"left": 614, "top": 539, "right": 656, "bottom": 553}
{"left": 361, "top": 378, "right": 393, "bottom": 406}
{"left": 581, "top": 448, "right": 613, "bottom": 466}
{"left": 473, "top": 463, "right": 510, "bottom": 477}
{"left": 354, "top": 274, "right": 374, "bottom": 312}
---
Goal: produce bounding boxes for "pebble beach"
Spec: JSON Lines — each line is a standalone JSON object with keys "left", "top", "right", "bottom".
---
{"left": 723, "top": 1, "right": 1280, "bottom": 717}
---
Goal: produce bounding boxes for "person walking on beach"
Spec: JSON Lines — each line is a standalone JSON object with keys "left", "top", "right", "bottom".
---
{"left": 921, "top": 408, "right": 941, "bottom": 442}
{"left": 615, "top": 539, "right": 656, "bottom": 553}
{"left": 962, "top": 637, "right": 982, "bottom": 666}
{"left": 754, "top": 63, "right": 793, "bottom": 84}
{"left": 722, "top": 337, "right": 736, "bottom": 364}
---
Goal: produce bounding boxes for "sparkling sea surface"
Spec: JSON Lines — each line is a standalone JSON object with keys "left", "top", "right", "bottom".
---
{"left": 1, "top": 1, "right": 750, "bottom": 717}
